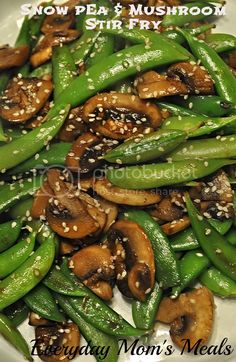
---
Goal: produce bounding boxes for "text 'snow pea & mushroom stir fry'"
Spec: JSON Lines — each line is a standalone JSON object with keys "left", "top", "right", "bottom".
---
{"left": 0, "top": 0, "right": 236, "bottom": 360}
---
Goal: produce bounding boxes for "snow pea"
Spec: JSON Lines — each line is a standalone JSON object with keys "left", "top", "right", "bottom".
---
{"left": 122, "top": 210, "right": 180, "bottom": 288}
{"left": 163, "top": 23, "right": 214, "bottom": 44}
{"left": 24, "top": 284, "right": 64, "bottom": 322}
{"left": 57, "top": 293, "right": 119, "bottom": 362}
{"left": 171, "top": 250, "right": 210, "bottom": 298}
{"left": 60, "top": 258, "right": 146, "bottom": 337}
{"left": 0, "top": 220, "right": 22, "bottom": 253}
{"left": 9, "top": 142, "right": 71, "bottom": 176}
{"left": 86, "top": 34, "right": 115, "bottom": 68}
{"left": 0, "top": 120, "right": 7, "bottom": 143}
{"left": 0, "top": 313, "right": 32, "bottom": 361}
{"left": 162, "top": 2, "right": 215, "bottom": 27}
{"left": 0, "top": 71, "right": 11, "bottom": 95}
{"left": 52, "top": 45, "right": 76, "bottom": 100}
{"left": 157, "top": 101, "right": 201, "bottom": 117}
{"left": 170, "top": 227, "right": 199, "bottom": 251}
{"left": 185, "top": 193, "right": 236, "bottom": 282}
{"left": 208, "top": 219, "right": 233, "bottom": 235}
{"left": 15, "top": 16, "right": 30, "bottom": 48}
{"left": 178, "top": 29, "right": 236, "bottom": 104}
{"left": 107, "top": 159, "right": 236, "bottom": 190}
{"left": 0, "top": 104, "right": 70, "bottom": 172}
{"left": 52, "top": 42, "right": 190, "bottom": 112}
{"left": 0, "top": 176, "right": 42, "bottom": 213}
{"left": 167, "top": 134, "right": 236, "bottom": 161}
{"left": 226, "top": 228, "right": 236, "bottom": 246}
{"left": 4, "top": 301, "right": 29, "bottom": 327}
{"left": 162, "top": 115, "right": 236, "bottom": 138}
{"left": 43, "top": 265, "right": 86, "bottom": 297}
{"left": 172, "top": 95, "right": 235, "bottom": 117}
{"left": 200, "top": 267, "right": 236, "bottom": 298}
{"left": 205, "top": 33, "right": 236, "bottom": 53}
{"left": 104, "top": 129, "right": 186, "bottom": 164}
{"left": 0, "top": 236, "right": 55, "bottom": 310}
{"left": 29, "top": 62, "right": 52, "bottom": 78}
{"left": 8, "top": 198, "right": 33, "bottom": 220}
{"left": 71, "top": 30, "right": 99, "bottom": 66}
{"left": 0, "top": 232, "right": 35, "bottom": 279}
{"left": 132, "top": 283, "right": 162, "bottom": 330}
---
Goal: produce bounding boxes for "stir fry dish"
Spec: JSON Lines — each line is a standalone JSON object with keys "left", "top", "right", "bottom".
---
{"left": 0, "top": 0, "right": 236, "bottom": 360}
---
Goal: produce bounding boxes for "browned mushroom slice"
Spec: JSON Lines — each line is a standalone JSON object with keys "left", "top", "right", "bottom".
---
{"left": 35, "top": 323, "right": 80, "bottom": 362}
{"left": 200, "top": 200, "right": 234, "bottom": 220}
{"left": 0, "top": 44, "right": 30, "bottom": 71}
{"left": 108, "top": 220, "right": 155, "bottom": 301}
{"left": 79, "top": 192, "right": 107, "bottom": 235}
{"left": 66, "top": 132, "right": 115, "bottom": 173}
{"left": 136, "top": 71, "right": 189, "bottom": 99}
{"left": 41, "top": 10, "right": 75, "bottom": 34}
{"left": 156, "top": 287, "right": 214, "bottom": 349}
{"left": 46, "top": 169, "right": 98, "bottom": 238}
{"left": 58, "top": 107, "right": 87, "bottom": 142}
{"left": 95, "top": 196, "right": 119, "bottom": 232}
{"left": 25, "top": 102, "right": 51, "bottom": 129}
{"left": 31, "top": 181, "right": 54, "bottom": 219}
{"left": 93, "top": 177, "right": 162, "bottom": 206}
{"left": 78, "top": 177, "right": 93, "bottom": 191}
{"left": 161, "top": 216, "right": 190, "bottom": 235}
{"left": 29, "top": 312, "right": 52, "bottom": 327}
{"left": 30, "top": 29, "right": 80, "bottom": 68}
{"left": 150, "top": 197, "right": 184, "bottom": 222}
{"left": 167, "top": 62, "right": 214, "bottom": 95}
{"left": 60, "top": 240, "right": 77, "bottom": 255}
{"left": 201, "top": 170, "right": 233, "bottom": 202}
{"left": 70, "top": 244, "right": 115, "bottom": 300}
{"left": 227, "top": 52, "right": 236, "bottom": 69}
{"left": 82, "top": 93, "right": 162, "bottom": 140}
{"left": 0, "top": 77, "right": 53, "bottom": 123}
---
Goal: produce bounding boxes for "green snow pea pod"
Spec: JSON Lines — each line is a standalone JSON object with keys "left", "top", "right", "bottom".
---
{"left": 0, "top": 104, "right": 70, "bottom": 172}
{"left": 52, "top": 45, "right": 77, "bottom": 100}
{"left": 107, "top": 159, "right": 236, "bottom": 190}
{"left": 157, "top": 101, "right": 203, "bottom": 117}
{"left": 52, "top": 42, "right": 190, "bottom": 111}
{"left": 226, "top": 228, "right": 236, "bottom": 246}
{"left": 56, "top": 293, "right": 119, "bottom": 362}
{"left": 4, "top": 300, "right": 29, "bottom": 327}
{"left": 205, "top": 33, "right": 236, "bottom": 53}
{"left": 0, "top": 219, "right": 22, "bottom": 253}
{"left": 167, "top": 134, "right": 236, "bottom": 161}
{"left": 170, "top": 227, "right": 199, "bottom": 251}
{"left": 0, "top": 313, "right": 32, "bottom": 361}
{"left": 0, "top": 120, "right": 7, "bottom": 143}
{"left": 162, "top": 2, "right": 215, "bottom": 27}
{"left": 0, "top": 236, "right": 55, "bottom": 310}
{"left": 8, "top": 142, "right": 71, "bottom": 175}
{"left": 0, "top": 232, "right": 36, "bottom": 279}
{"left": 0, "top": 71, "right": 11, "bottom": 95}
{"left": 162, "top": 115, "right": 236, "bottom": 138}
{"left": 171, "top": 249, "right": 210, "bottom": 298}
{"left": 24, "top": 284, "right": 65, "bottom": 322}
{"left": 122, "top": 210, "right": 180, "bottom": 288}
{"left": 200, "top": 267, "right": 236, "bottom": 298}
{"left": 43, "top": 265, "right": 86, "bottom": 297}
{"left": 104, "top": 129, "right": 186, "bottom": 164}
{"left": 29, "top": 62, "right": 52, "bottom": 78}
{"left": 0, "top": 176, "right": 42, "bottom": 213}
{"left": 60, "top": 258, "right": 146, "bottom": 337}
{"left": 208, "top": 219, "right": 232, "bottom": 235}
{"left": 178, "top": 29, "right": 236, "bottom": 104}
{"left": 8, "top": 198, "right": 33, "bottom": 220}
{"left": 163, "top": 23, "right": 214, "bottom": 44}
{"left": 71, "top": 30, "right": 99, "bottom": 66}
{"left": 86, "top": 34, "right": 115, "bottom": 68}
{"left": 185, "top": 193, "right": 236, "bottom": 282}
{"left": 132, "top": 283, "right": 162, "bottom": 330}
{"left": 172, "top": 95, "right": 235, "bottom": 117}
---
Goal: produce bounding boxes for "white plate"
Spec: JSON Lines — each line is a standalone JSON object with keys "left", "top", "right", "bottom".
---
{"left": 0, "top": 1, "right": 236, "bottom": 361}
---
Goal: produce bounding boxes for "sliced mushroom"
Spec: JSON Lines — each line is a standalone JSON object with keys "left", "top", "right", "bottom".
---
{"left": 35, "top": 323, "right": 80, "bottom": 362}
{"left": 0, "top": 77, "right": 53, "bottom": 123}
{"left": 82, "top": 93, "right": 162, "bottom": 140}
{"left": 59, "top": 240, "right": 77, "bottom": 255}
{"left": 150, "top": 197, "right": 184, "bottom": 222}
{"left": 70, "top": 244, "right": 115, "bottom": 300}
{"left": 30, "top": 30, "right": 80, "bottom": 68}
{"left": 31, "top": 181, "right": 54, "bottom": 219}
{"left": 95, "top": 196, "right": 119, "bottom": 232}
{"left": 200, "top": 170, "right": 233, "bottom": 203}
{"left": 79, "top": 192, "right": 107, "bottom": 235}
{"left": 156, "top": 287, "right": 214, "bottom": 349}
{"left": 66, "top": 132, "right": 115, "bottom": 173}
{"left": 78, "top": 177, "right": 93, "bottom": 191}
{"left": 58, "top": 107, "right": 87, "bottom": 142}
{"left": 108, "top": 220, "right": 155, "bottom": 301}
{"left": 167, "top": 62, "right": 214, "bottom": 95}
{"left": 0, "top": 44, "right": 30, "bottom": 71}
{"left": 25, "top": 102, "right": 51, "bottom": 129}
{"left": 29, "top": 312, "right": 52, "bottom": 327}
{"left": 161, "top": 216, "right": 190, "bottom": 235}
{"left": 46, "top": 169, "right": 99, "bottom": 239}
{"left": 136, "top": 71, "right": 189, "bottom": 99}
{"left": 93, "top": 177, "right": 162, "bottom": 206}
{"left": 200, "top": 200, "right": 234, "bottom": 220}
{"left": 41, "top": 10, "right": 75, "bottom": 34}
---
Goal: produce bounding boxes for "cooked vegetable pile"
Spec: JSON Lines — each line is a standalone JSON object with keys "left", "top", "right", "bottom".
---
{"left": 0, "top": 0, "right": 236, "bottom": 361}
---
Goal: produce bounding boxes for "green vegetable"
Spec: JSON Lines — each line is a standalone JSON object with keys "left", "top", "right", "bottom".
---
{"left": 0, "top": 220, "right": 22, "bottom": 253}
{"left": 200, "top": 267, "right": 236, "bottom": 297}
{"left": 4, "top": 301, "right": 29, "bottom": 327}
{"left": 205, "top": 33, "right": 236, "bottom": 53}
